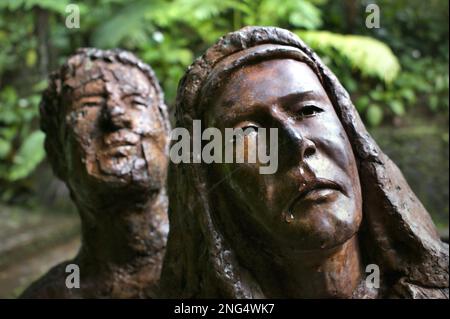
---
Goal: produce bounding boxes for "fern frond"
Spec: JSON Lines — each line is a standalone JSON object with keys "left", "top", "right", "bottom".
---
{"left": 297, "top": 31, "right": 401, "bottom": 83}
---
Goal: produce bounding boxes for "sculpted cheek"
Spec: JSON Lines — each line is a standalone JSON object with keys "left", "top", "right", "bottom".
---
{"left": 310, "top": 121, "right": 355, "bottom": 176}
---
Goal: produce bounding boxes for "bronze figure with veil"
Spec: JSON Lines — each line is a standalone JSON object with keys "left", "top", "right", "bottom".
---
{"left": 160, "top": 26, "right": 449, "bottom": 299}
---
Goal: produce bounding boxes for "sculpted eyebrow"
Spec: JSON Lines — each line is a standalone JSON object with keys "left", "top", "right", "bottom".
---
{"left": 72, "top": 80, "right": 106, "bottom": 101}
{"left": 220, "top": 105, "right": 266, "bottom": 125}
{"left": 277, "top": 90, "right": 319, "bottom": 106}
{"left": 121, "top": 92, "right": 146, "bottom": 98}
{"left": 73, "top": 92, "right": 105, "bottom": 101}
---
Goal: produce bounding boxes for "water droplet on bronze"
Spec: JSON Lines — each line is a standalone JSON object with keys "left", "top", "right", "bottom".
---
{"left": 285, "top": 213, "right": 295, "bottom": 223}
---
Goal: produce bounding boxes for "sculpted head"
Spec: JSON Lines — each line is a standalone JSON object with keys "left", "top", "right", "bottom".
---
{"left": 40, "top": 49, "right": 170, "bottom": 205}
{"left": 205, "top": 58, "right": 362, "bottom": 251}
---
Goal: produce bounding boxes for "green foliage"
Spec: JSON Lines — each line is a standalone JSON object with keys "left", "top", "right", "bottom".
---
{"left": 236, "top": 0, "right": 324, "bottom": 29}
{"left": 398, "top": 55, "right": 449, "bottom": 112}
{"left": 297, "top": 31, "right": 400, "bottom": 83}
{"left": 349, "top": 55, "right": 449, "bottom": 126}
{"left": 0, "top": 0, "right": 72, "bottom": 13}
{"left": 315, "top": 0, "right": 449, "bottom": 126}
{"left": 87, "top": 0, "right": 330, "bottom": 100}
{"left": 85, "top": 0, "right": 405, "bottom": 106}
{"left": 366, "top": 104, "right": 383, "bottom": 127}
{"left": 7, "top": 131, "right": 45, "bottom": 181}
{"left": 0, "top": 11, "right": 36, "bottom": 75}
{"left": 92, "top": 0, "right": 158, "bottom": 49}
{"left": 0, "top": 85, "right": 45, "bottom": 185}
{"left": 370, "top": 0, "right": 449, "bottom": 59}
{"left": 138, "top": 34, "right": 194, "bottom": 101}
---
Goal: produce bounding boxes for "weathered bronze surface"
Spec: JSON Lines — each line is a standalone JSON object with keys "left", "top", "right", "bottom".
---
{"left": 20, "top": 48, "right": 170, "bottom": 298}
{"left": 160, "top": 26, "right": 449, "bottom": 298}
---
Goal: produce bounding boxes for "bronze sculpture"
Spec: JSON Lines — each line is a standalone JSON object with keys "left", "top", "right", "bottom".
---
{"left": 160, "top": 26, "right": 449, "bottom": 298}
{"left": 20, "top": 48, "right": 170, "bottom": 298}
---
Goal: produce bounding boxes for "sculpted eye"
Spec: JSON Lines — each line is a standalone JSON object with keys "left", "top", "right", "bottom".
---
{"left": 297, "top": 105, "right": 324, "bottom": 119}
{"left": 130, "top": 97, "right": 149, "bottom": 111}
{"left": 82, "top": 101, "right": 102, "bottom": 108}
{"left": 242, "top": 124, "right": 258, "bottom": 135}
{"left": 132, "top": 98, "right": 147, "bottom": 106}
{"left": 231, "top": 122, "right": 259, "bottom": 143}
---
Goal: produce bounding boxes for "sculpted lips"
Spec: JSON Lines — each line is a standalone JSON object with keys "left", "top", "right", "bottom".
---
{"left": 102, "top": 130, "right": 141, "bottom": 158}
{"left": 284, "top": 179, "right": 345, "bottom": 221}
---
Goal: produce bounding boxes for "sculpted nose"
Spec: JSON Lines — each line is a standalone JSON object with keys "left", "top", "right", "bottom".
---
{"left": 104, "top": 102, "right": 132, "bottom": 130}
{"left": 272, "top": 107, "right": 317, "bottom": 165}
{"left": 284, "top": 124, "right": 317, "bottom": 162}
{"left": 109, "top": 105, "right": 125, "bottom": 117}
{"left": 300, "top": 138, "right": 316, "bottom": 160}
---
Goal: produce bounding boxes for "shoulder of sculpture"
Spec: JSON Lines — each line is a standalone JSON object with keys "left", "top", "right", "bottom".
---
{"left": 18, "top": 260, "right": 76, "bottom": 299}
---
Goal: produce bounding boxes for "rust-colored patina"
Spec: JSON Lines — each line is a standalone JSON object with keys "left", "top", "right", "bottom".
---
{"left": 160, "top": 26, "right": 449, "bottom": 298}
{"left": 20, "top": 48, "right": 170, "bottom": 298}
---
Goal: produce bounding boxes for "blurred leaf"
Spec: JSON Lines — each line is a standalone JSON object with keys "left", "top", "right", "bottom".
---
{"left": 366, "top": 104, "right": 384, "bottom": 127}
{"left": 288, "top": 1, "right": 322, "bottom": 29}
{"left": 8, "top": 131, "right": 45, "bottom": 181}
{"left": 429, "top": 95, "right": 439, "bottom": 111}
{"left": 0, "top": 139, "right": 11, "bottom": 159}
{"left": 0, "top": 86, "right": 18, "bottom": 105}
{"left": 0, "top": 127, "right": 18, "bottom": 141}
{"left": 32, "top": 79, "right": 49, "bottom": 92}
{"left": 399, "top": 88, "right": 416, "bottom": 104}
{"left": 356, "top": 96, "right": 370, "bottom": 112}
{"left": 25, "top": 49, "right": 37, "bottom": 67}
{"left": 92, "top": 0, "right": 158, "bottom": 48}
{"left": 370, "top": 89, "right": 384, "bottom": 101}
{"left": 390, "top": 100, "right": 405, "bottom": 116}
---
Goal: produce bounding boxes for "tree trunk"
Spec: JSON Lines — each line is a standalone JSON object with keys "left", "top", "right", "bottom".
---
{"left": 344, "top": 0, "right": 359, "bottom": 33}
{"left": 33, "top": 7, "right": 50, "bottom": 79}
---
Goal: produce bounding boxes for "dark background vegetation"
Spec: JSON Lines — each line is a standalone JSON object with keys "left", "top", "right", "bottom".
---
{"left": 0, "top": 0, "right": 448, "bottom": 297}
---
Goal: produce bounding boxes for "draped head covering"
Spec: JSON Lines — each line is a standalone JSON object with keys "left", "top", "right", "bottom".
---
{"left": 160, "top": 26, "right": 448, "bottom": 298}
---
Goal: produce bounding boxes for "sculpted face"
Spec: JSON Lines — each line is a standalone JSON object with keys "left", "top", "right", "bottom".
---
{"left": 206, "top": 59, "right": 362, "bottom": 251}
{"left": 63, "top": 60, "right": 168, "bottom": 194}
